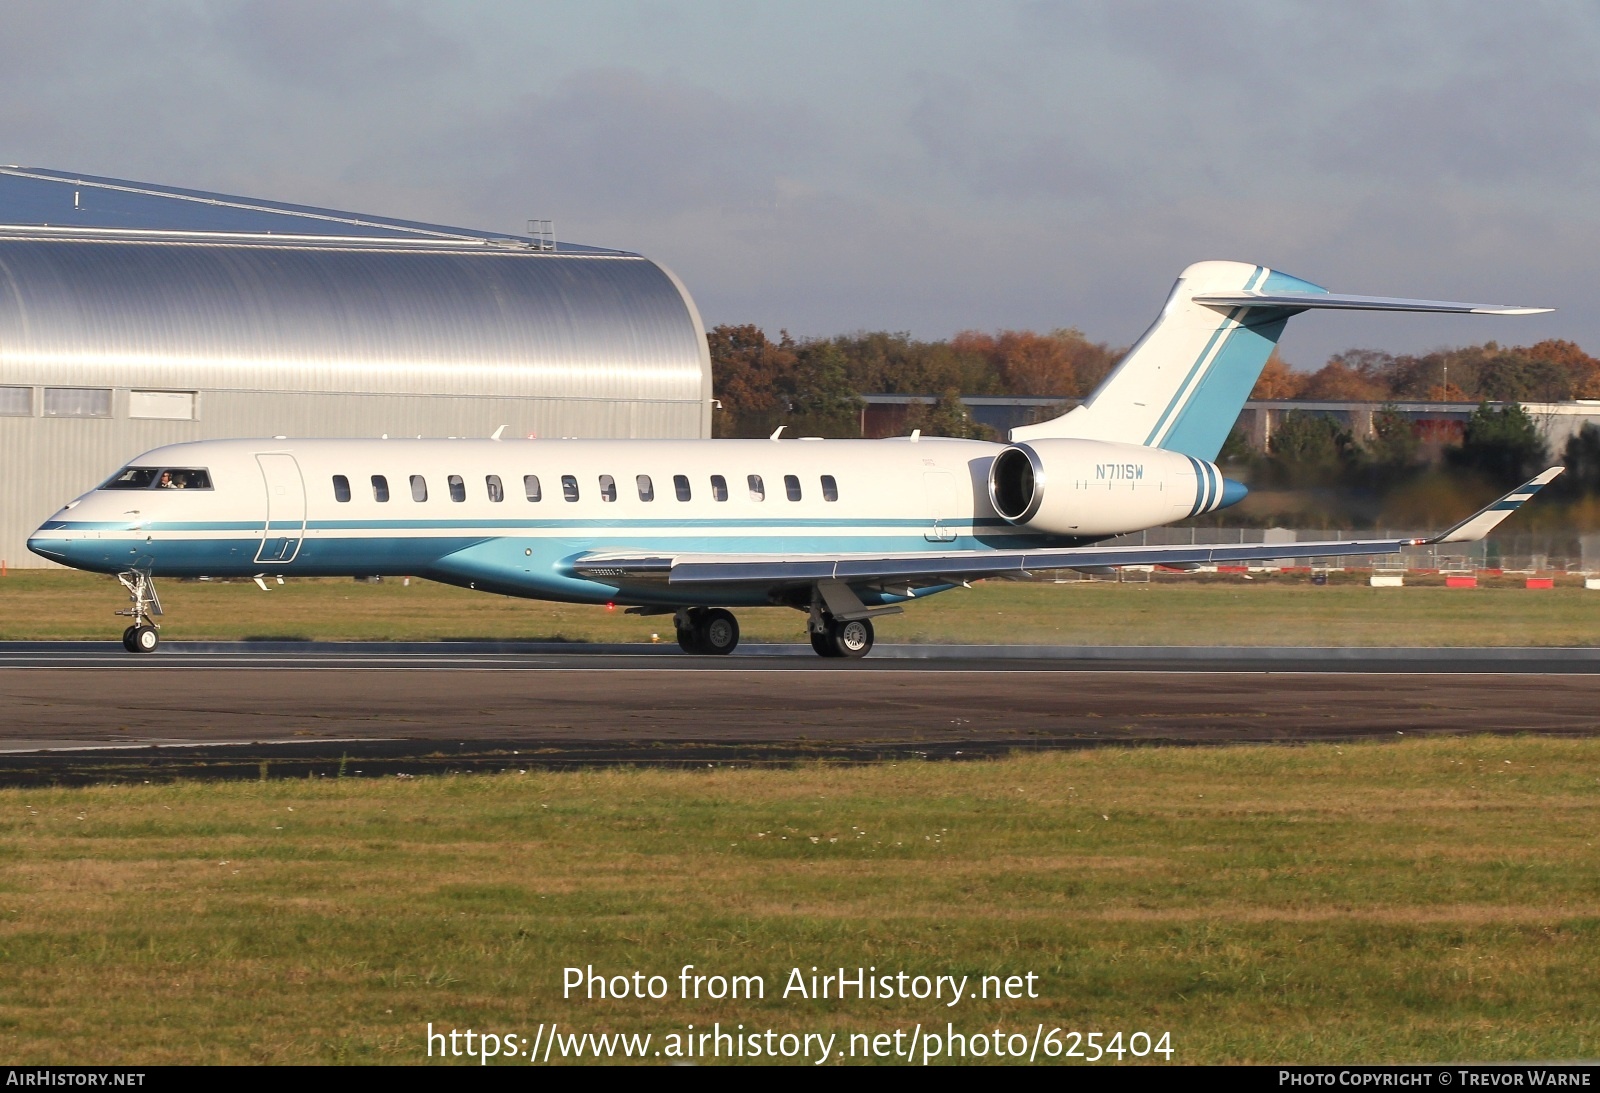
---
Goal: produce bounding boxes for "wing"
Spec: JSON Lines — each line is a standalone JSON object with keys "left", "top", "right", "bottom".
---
{"left": 573, "top": 469, "right": 1563, "bottom": 587}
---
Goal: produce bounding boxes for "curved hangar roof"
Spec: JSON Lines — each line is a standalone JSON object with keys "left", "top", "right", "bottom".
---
{"left": 0, "top": 166, "right": 711, "bottom": 419}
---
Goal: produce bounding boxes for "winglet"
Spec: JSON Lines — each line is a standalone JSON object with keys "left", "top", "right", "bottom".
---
{"left": 1423, "top": 468, "right": 1564, "bottom": 544}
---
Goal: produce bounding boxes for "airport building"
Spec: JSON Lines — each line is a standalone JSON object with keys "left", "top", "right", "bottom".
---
{"left": 861, "top": 394, "right": 1600, "bottom": 452}
{"left": 0, "top": 168, "right": 713, "bottom": 567}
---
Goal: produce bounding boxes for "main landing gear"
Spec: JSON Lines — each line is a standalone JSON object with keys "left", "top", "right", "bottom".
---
{"left": 667, "top": 583, "right": 891, "bottom": 659}
{"left": 116, "top": 570, "right": 162, "bottom": 654}
{"left": 809, "top": 617, "right": 875, "bottom": 659}
{"left": 670, "top": 606, "right": 875, "bottom": 658}
{"left": 805, "top": 579, "right": 888, "bottom": 659}
{"left": 675, "top": 607, "right": 741, "bottom": 655}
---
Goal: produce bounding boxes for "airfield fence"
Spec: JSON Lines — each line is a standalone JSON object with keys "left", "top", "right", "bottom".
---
{"left": 1091, "top": 528, "right": 1600, "bottom": 575}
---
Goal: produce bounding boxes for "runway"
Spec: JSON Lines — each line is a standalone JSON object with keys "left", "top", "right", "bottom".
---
{"left": 1, "top": 641, "right": 1598, "bottom": 783}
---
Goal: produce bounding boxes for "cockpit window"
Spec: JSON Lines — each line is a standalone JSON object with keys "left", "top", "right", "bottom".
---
{"left": 101, "top": 467, "right": 212, "bottom": 490}
{"left": 102, "top": 467, "right": 160, "bottom": 490}
{"left": 156, "top": 469, "right": 212, "bottom": 490}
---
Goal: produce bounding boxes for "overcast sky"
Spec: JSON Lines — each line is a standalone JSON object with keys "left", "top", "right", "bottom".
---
{"left": 1, "top": 0, "right": 1595, "bottom": 367}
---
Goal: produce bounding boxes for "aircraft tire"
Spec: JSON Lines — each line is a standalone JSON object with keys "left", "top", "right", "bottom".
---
{"left": 809, "top": 630, "right": 838, "bottom": 657}
{"left": 696, "top": 609, "right": 739, "bottom": 656}
{"left": 130, "top": 626, "right": 160, "bottom": 654}
{"left": 827, "top": 618, "right": 874, "bottom": 659}
{"left": 676, "top": 623, "right": 703, "bottom": 654}
{"left": 121, "top": 626, "right": 139, "bottom": 653}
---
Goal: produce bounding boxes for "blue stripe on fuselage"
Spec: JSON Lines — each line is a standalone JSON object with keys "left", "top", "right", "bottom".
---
{"left": 34, "top": 521, "right": 1076, "bottom": 607}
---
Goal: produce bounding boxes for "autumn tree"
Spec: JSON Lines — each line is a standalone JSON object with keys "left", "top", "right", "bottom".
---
{"left": 951, "top": 327, "right": 1119, "bottom": 397}
{"left": 1250, "top": 350, "right": 1300, "bottom": 399}
{"left": 1297, "top": 358, "right": 1388, "bottom": 401}
{"left": 707, "top": 324, "right": 797, "bottom": 437}
{"left": 1522, "top": 339, "right": 1600, "bottom": 399}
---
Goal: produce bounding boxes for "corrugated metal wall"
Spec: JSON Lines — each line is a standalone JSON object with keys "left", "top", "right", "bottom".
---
{"left": 0, "top": 393, "right": 703, "bottom": 567}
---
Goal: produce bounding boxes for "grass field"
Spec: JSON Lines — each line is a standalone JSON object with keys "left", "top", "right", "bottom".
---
{"left": 2, "top": 569, "right": 1599, "bottom": 646}
{"left": 1, "top": 738, "right": 1597, "bottom": 1064}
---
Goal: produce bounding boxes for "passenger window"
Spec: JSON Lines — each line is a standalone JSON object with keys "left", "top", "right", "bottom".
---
{"left": 711, "top": 475, "right": 728, "bottom": 501}
{"left": 562, "top": 474, "right": 579, "bottom": 502}
{"left": 599, "top": 474, "right": 618, "bottom": 502}
{"left": 747, "top": 474, "right": 765, "bottom": 501}
{"left": 821, "top": 474, "right": 839, "bottom": 502}
{"left": 674, "top": 474, "right": 691, "bottom": 501}
{"left": 448, "top": 474, "right": 466, "bottom": 502}
{"left": 524, "top": 474, "right": 541, "bottom": 502}
{"left": 637, "top": 474, "right": 654, "bottom": 502}
{"left": 410, "top": 475, "right": 427, "bottom": 502}
{"left": 372, "top": 475, "right": 390, "bottom": 502}
{"left": 486, "top": 474, "right": 504, "bottom": 502}
{"left": 332, "top": 475, "right": 351, "bottom": 503}
{"left": 785, "top": 474, "right": 802, "bottom": 501}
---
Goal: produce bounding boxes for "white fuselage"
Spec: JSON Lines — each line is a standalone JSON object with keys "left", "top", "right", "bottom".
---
{"left": 28, "top": 435, "right": 1220, "bottom": 608}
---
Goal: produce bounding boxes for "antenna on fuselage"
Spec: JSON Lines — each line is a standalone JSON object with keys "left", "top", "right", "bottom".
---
{"left": 769, "top": 426, "right": 785, "bottom": 440}
{"left": 490, "top": 425, "right": 508, "bottom": 440}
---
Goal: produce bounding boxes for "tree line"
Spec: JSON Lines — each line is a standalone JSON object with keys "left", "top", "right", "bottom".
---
{"left": 708, "top": 324, "right": 1600, "bottom": 526}
{"left": 710, "top": 324, "right": 1600, "bottom": 438}
{"left": 708, "top": 324, "right": 1120, "bottom": 440}
{"left": 1250, "top": 340, "right": 1600, "bottom": 403}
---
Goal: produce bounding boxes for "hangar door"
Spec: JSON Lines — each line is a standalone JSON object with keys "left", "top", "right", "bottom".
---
{"left": 255, "top": 453, "right": 306, "bottom": 564}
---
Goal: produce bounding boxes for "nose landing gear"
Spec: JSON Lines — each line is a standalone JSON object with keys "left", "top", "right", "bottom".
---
{"left": 116, "top": 570, "right": 162, "bottom": 654}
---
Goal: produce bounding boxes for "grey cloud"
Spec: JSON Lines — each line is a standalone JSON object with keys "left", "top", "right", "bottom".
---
{"left": 461, "top": 68, "right": 823, "bottom": 220}
{"left": 904, "top": 71, "right": 1133, "bottom": 203}
{"left": 0, "top": 1, "right": 1595, "bottom": 364}
{"left": 1307, "top": 13, "right": 1600, "bottom": 188}
{"left": 208, "top": 0, "right": 466, "bottom": 93}
{"left": 1004, "top": 2, "right": 1600, "bottom": 196}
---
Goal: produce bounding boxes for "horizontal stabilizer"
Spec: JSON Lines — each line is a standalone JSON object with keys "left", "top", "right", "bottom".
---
{"left": 1192, "top": 291, "right": 1553, "bottom": 316}
{"left": 1012, "top": 261, "right": 1554, "bottom": 460}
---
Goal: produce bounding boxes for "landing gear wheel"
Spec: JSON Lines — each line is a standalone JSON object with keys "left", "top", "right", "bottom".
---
{"left": 826, "top": 617, "right": 874, "bottom": 659}
{"left": 676, "top": 620, "right": 703, "bottom": 654}
{"left": 810, "top": 630, "right": 838, "bottom": 657}
{"left": 115, "top": 571, "right": 163, "bottom": 655}
{"left": 696, "top": 609, "right": 739, "bottom": 656}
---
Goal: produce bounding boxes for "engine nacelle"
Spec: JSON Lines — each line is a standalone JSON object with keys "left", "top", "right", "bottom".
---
{"left": 987, "top": 439, "right": 1245, "bottom": 537}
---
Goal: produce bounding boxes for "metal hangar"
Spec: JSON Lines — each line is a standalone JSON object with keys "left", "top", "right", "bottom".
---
{"left": 0, "top": 167, "right": 713, "bottom": 567}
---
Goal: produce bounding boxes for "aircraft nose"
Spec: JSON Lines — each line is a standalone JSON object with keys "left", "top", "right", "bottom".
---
{"left": 27, "top": 523, "right": 69, "bottom": 562}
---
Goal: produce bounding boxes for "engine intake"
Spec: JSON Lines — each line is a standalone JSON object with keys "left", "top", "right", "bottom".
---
{"left": 989, "top": 444, "right": 1044, "bottom": 522}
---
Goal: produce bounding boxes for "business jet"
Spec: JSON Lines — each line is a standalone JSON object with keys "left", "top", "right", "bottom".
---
{"left": 28, "top": 260, "right": 1560, "bottom": 657}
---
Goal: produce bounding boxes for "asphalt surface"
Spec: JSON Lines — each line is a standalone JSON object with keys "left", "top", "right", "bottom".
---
{"left": 1, "top": 641, "right": 1598, "bottom": 783}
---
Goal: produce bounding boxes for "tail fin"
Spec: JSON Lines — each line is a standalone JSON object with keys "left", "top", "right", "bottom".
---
{"left": 1010, "top": 260, "right": 1551, "bottom": 460}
